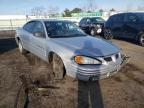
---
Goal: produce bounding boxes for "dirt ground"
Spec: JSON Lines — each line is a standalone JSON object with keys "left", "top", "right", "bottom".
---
{"left": 0, "top": 31, "right": 144, "bottom": 108}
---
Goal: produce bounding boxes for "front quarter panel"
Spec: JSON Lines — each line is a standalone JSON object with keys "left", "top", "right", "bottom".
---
{"left": 46, "top": 38, "right": 75, "bottom": 65}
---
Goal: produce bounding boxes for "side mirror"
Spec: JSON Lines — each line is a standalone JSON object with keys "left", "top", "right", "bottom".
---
{"left": 34, "top": 32, "right": 45, "bottom": 38}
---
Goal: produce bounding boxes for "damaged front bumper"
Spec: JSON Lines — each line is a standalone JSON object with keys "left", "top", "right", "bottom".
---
{"left": 66, "top": 54, "right": 129, "bottom": 81}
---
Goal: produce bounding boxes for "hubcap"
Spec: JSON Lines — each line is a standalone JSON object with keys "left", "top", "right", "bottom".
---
{"left": 104, "top": 30, "right": 108, "bottom": 39}
{"left": 104, "top": 29, "right": 111, "bottom": 39}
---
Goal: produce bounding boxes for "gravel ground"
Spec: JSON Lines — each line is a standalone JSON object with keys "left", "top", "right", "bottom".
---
{"left": 0, "top": 31, "right": 144, "bottom": 108}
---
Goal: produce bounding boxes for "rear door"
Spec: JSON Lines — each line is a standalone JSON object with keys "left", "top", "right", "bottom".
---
{"left": 29, "top": 21, "right": 47, "bottom": 60}
{"left": 111, "top": 14, "right": 125, "bottom": 38}
{"left": 21, "top": 21, "right": 35, "bottom": 50}
{"left": 124, "top": 13, "right": 140, "bottom": 39}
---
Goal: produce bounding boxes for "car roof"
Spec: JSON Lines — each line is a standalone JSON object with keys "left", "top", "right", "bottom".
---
{"left": 29, "top": 19, "right": 72, "bottom": 22}
{"left": 111, "top": 12, "right": 144, "bottom": 17}
{"left": 82, "top": 17, "right": 102, "bottom": 19}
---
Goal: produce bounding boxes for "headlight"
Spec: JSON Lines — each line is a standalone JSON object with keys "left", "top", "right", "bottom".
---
{"left": 74, "top": 56, "right": 101, "bottom": 65}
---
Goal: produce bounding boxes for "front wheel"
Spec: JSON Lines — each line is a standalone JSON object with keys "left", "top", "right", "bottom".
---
{"left": 139, "top": 34, "right": 144, "bottom": 47}
{"left": 104, "top": 29, "right": 113, "bottom": 40}
{"left": 52, "top": 54, "right": 65, "bottom": 80}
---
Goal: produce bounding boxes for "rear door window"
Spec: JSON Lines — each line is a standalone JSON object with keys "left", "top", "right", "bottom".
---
{"left": 32, "top": 21, "right": 46, "bottom": 38}
{"left": 23, "top": 21, "right": 35, "bottom": 33}
{"left": 32, "top": 22, "right": 45, "bottom": 33}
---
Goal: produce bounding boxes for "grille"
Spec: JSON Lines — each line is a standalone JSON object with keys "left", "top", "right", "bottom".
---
{"left": 115, "top": 54, "right": 119, "bottom": 59}
{"left": 104, "top": 57, "right": 112, "bottom": 62}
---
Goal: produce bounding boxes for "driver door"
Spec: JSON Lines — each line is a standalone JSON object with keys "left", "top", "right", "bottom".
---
{"left": 30, "top": 21, "right": 47, "bottom": 60}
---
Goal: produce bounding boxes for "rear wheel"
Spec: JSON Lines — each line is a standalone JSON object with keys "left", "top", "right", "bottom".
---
{"left": 18, "top": 40, "right": 27, "bottom": 55}
{"left": 52, "top": 54, "right": 65, "bottom": 80}
{"left": 104, "top": 29, "right": 113, "bottom": 40}
{"left": 139, "top": 34, "right": 144, "bottom": 47}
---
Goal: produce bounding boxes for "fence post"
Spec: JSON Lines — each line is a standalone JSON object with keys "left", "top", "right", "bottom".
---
{"left": 10, "top": 19, "right": 13, "bottom": 31}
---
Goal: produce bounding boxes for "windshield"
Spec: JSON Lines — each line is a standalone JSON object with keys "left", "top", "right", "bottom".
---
{"left": 45, "top": 21, "right": 87, "bottom": 38}
{"left": 91, "top": 17, "right": 105, "bottom": 23}
{"left": 135, "top": 13, "right": 144, "bottom": 21}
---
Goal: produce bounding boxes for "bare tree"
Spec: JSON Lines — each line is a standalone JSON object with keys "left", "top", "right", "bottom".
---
{"left": 82, "top": 5, "right": 87, "bottom": 12}
{"left": 47, "top": 6, "right": 60, "bottom": 15}
{"left": 82, "top": 0, "right": 97, "bottom": 12}
{"left": 110, "top": 8, "right": 116, "bottom": 12}
{"left": 87, "top": 0, "right": 97, "bottom": 12}
{"left": 31, "top": 6, "right": 46, "bottom": 16}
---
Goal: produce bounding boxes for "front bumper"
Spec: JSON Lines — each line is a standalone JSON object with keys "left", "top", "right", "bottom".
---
{"left": 66, "top": 55, "right": 128, "bottom": 81}
{"left": 77, "top": 65, "right": 120, "bottom": 81}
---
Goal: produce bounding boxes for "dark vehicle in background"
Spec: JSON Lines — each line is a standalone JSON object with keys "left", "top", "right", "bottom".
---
{"left": 79, "top": 17, "right": 105, "bottom": 36}
{"left": 104, "top": 12, "right": 144, "bottom": 46}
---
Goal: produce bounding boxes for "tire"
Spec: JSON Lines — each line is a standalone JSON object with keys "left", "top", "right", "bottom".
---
{"left": 104, "top": 29, "right": 113, "bottom": 40}
{"left": 52, "top": 54, "right": 65, "bottom": 80}
{"left": 90, "top": 28, "right": 96, "bottom": 36}
{"left": 139, "top": 34, "right": 144, "bottom": 47}
{"left": 18, "top": 40, "right": 28, "bottom": 55}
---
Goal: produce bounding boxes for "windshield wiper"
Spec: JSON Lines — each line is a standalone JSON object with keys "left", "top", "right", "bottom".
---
{"left": 69, "top": 34, "right": 87, "bottom": 36}
{"left": 49, "top": 35, "right": 66, "bottom": 38}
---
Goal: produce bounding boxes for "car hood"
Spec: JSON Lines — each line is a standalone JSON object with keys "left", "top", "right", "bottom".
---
{"left": 52, "top": 36, "right": 120, "bottom": 57}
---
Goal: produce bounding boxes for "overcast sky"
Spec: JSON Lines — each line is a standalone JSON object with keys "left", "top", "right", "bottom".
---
{"left": 0, "top": 0, "right": 144, "bottom": 14}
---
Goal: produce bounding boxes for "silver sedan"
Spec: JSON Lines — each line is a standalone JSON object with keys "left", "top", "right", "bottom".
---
{"left": 15, "top": 19, "right": 126, "bottom": 81}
